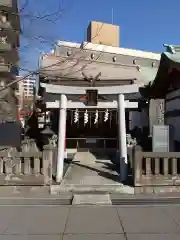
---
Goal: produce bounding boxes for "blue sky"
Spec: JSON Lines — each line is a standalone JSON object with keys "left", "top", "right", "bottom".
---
{"left": 20, "top": 0, "right": 180, "bottom": 73}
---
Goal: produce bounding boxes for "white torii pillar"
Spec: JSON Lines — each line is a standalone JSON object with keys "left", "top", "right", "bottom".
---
{"left": 56, "top": 94, "right": 67, "bottom": 183}
{"left": 117, "top": 94, "right": 128, "bottom": 182}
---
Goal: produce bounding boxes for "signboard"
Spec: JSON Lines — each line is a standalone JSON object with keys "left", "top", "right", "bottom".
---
{"left": 152, "top": 125, "right": 173, "bottom": 152}
{"left": 86, "top": 138, "right": 97, "bottom": 144}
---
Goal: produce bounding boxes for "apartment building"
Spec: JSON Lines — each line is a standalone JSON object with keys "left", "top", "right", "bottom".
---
{"left": 17, "top": 77, "right": 35, "bottom": 98}
{"left": 0, "top": 0, "right": 20, "bottom": 125}
{"left": 0, "top": 0, "right": 20, "bottom": 85}
{"left": 0, "top": 0, "right": 21, "bottom": 146}
{"left": 16, "top": 76, "right": 35, "bottom": 113}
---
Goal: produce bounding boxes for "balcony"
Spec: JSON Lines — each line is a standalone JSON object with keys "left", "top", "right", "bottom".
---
{"left": 1, "top": 48, "right": 19, "bottom": 64}
{"left": 0, "top": 42, "right": 11, "bottom": 51}
{"left": 0, "top": 14, "right": 12, "bottom": 29}
{"left": 0, "top": 62, "right": 10, "bottom": 73}
{"left": 0, "top": 1, "right": 20, "bottom": 32}
{"left": 0, "top": 28, "right": 20, "bottom": 48}
{"left": 0, "top": 0, "right": 14, "bottom": 9}
{"left": 0, "top": 20, "right": 11, "bottom": 29}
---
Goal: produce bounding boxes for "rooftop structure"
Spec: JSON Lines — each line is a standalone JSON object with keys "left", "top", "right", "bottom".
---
{"left": 87, "top": 21, "right": 120, "bottom": 47}
{"left": 39, "top": 40, "right": 160, "bottom": 87}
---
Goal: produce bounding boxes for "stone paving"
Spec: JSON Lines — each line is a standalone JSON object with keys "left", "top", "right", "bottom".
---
{"left": 56, "top": 151, "right": 134, "bottom": 194}
{"left": 62, "top": 151, "right": 121, "bottom": 185}
{"left": 0, "top": 205, "right": 180, "bottom": 239}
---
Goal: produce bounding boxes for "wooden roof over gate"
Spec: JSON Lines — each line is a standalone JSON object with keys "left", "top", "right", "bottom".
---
{"left": 39, "top": 42, "right": 160, "bottom": 87}
{"left": 150, "top": 49, "right": 180, "bottom": 98}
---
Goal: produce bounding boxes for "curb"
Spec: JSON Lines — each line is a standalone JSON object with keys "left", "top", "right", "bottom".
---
{"left": 0, "top": 194, "right": 180, "bottom": 206}
{"left": 111, "top": 194, "right": 180, "bottom": 205}
{"left": 0, "top": 194, "right": 73, "bottom": 206}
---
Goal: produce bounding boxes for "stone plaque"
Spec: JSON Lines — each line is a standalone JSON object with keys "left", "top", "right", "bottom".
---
{"left": 149, "top": 99, "right": 165, "bottom": 136}
{"left": 152, "top": 125, "right": 173, "bottom": 152}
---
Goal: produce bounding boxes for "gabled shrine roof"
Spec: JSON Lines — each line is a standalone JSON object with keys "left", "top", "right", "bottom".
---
{"left": 149, "top": 45, "right": 180, "bottom": 97}
{"left": 56, "top": 41, "right": 160, "bottom": 60}
{"left": 39, "top": 41, "right": 160, "bottom": 86}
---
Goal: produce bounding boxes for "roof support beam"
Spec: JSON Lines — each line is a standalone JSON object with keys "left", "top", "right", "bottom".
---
{"left": 46, "top": 100, "right": 138, "bottom": 109}
{"left": 40, "top": 83, "right": 139, "bottom": 95}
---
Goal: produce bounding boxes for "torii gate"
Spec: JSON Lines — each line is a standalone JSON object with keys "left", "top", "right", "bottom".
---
{"left": 41, "top": 83, "right": 139, "bottom": 183}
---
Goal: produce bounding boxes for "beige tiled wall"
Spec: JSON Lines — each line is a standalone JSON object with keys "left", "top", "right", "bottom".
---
{"left": 87, "top": 21, "right": 120, "bottom": 47}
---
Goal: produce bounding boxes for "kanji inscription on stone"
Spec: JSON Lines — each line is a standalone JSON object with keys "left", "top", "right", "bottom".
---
{"left": 152, "top": 125, "right": 172, "bottom": 152}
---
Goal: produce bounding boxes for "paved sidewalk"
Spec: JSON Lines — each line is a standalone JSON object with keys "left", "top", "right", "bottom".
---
{"left": 0, "top": 205, "right": 180, "bottom": 239}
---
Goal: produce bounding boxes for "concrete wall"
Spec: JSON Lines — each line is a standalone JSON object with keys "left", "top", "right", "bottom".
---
{"left": 165, "top": 89, "right": 180, "bottom": 141}
{"left": 129, "top": 110, "right": 148, "bottom": 131}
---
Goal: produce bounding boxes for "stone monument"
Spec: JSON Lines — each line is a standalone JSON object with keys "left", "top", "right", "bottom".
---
{"left": 149, "top": 98, "right": 165, "bottom": 136}
{"left": 152, "top": 125, "right": 174, "bottom": 152}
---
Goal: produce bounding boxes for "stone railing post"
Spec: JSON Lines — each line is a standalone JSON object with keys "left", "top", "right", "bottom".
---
{"left": 22, "top": 137, "right": 30, "bottom": 152}
{"left": 133, "top": 145, "right": 143, "bottom": 186}
{"left": 48, "top": 138, "right": 58, "bottom": 179}
{"left": 42, "top": 144, "right": 53, "bottom": 185}
{"left": 30, "top": 139, "right": 39, "bottom": 152}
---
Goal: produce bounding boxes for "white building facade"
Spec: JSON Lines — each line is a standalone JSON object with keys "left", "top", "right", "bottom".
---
{"left": 16, "top": 76, "right": 35, "bottom": 98}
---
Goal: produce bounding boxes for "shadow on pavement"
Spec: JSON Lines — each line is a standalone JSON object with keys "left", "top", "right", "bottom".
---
{"left": 95, "top": 160, "right": 134, "bottom": 187}
{"left": 69, "top": 160, "right": 120, "bottom": 183}
{"left": 90, "top": 150, "right": 134, "bottom": 187}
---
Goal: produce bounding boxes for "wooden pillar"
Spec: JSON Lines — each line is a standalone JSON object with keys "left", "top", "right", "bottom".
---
{"left": 43, "top": 144, "right": 53, "bottom": 185}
